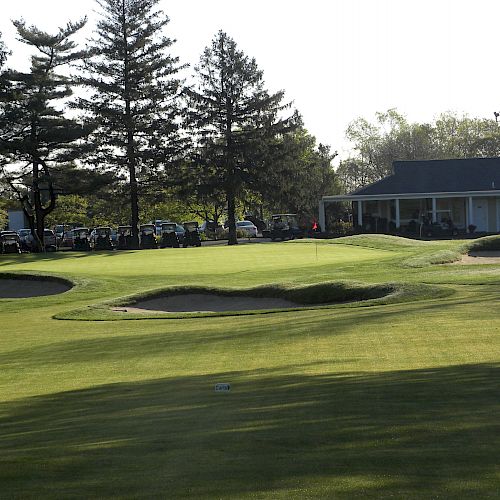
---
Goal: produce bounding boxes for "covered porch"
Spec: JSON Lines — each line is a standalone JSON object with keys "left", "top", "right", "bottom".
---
{"left": 319, "top": 191, "right": 500, "bottom": 235}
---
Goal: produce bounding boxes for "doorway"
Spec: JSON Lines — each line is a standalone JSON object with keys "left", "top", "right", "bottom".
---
{"left": 473, "top": 199, "right": 488, "bottom": 232}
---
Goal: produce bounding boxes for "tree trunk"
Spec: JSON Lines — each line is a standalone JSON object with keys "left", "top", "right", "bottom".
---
{"left": 122, "top": 2, "right": 140, "bottom": 250}
{"left": 227, "top": 189, "right": 237, "bottom": 245}
{"left": 32, "top": 159, "right": 45, "bottom": 252}
{"left": 129, "top": 161, "right": 140, "bottom": 249}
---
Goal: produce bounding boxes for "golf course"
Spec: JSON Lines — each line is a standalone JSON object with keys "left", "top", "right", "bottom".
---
{"left": 0, "top": 235, "right": 499, "bottom": 498}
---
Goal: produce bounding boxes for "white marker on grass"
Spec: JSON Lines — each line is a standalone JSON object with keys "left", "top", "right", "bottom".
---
{"left": 214, "top": 383, "right": 231, "bottom": 392}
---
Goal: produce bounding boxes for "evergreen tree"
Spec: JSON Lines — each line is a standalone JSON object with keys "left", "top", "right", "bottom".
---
{"left": 0, "top": 19, "right": 89, "bottom": 251}
{"left": 0, "top": 32, "right": 11, "bottom": 141}
{"left": 0, "top": 32, "right": 7, "bottom": 71}
{"left": 186, "top": 31, "right": 297, "bottom": 245}
{"left": 79, "top": 0, "right": 185, "bottom": 248}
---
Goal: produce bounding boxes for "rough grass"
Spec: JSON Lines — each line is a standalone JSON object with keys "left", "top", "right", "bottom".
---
{"left": 0, "top": 235, "right": 499, "bottom": 499}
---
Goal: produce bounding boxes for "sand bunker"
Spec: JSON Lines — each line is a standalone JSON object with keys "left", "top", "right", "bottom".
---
{"left": 114, "top": 293, "right": 300, "bottom": 314}
{"left": 459, "top": 251, "right": 500, "bottom": 265}
{"left": 0, "top": 279, "right": 71, "bottom": 298}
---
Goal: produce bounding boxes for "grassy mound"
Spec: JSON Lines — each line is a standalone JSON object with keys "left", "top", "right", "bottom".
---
{"left": 294, "top": 234, "right": 433, "bottom": 251}
{"left": 466, "top": 235, "right": 500, "bottom": 252}
{"left": 55, "top": 280, "right": 451, "bottom": 321}
{"left": 403, "top": 249, "right": 463, "bottom": 267}
{"left": 121, "top": 281, "right": 394, "bottom": 305}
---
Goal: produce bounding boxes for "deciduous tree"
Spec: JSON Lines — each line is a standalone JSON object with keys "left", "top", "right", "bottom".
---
{"left": 260, "top": 127, "right": 339, "bottom": 220}
{"left": 338, "top": 109, "right": 500, "bottom": 192}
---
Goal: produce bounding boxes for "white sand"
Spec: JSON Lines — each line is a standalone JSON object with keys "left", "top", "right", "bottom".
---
{"left": 113, "top": 293, "right": 300, "bottom": 314}
{"left": 0, "top": 279, "right": 71, "bottom": 298}
{"left": 459, "top": 251, "right": 500, "bottom": 265}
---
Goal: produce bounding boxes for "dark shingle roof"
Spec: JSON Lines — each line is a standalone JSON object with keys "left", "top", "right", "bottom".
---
{"left": 353, "top": 157, "right": 500, "bottom": 195}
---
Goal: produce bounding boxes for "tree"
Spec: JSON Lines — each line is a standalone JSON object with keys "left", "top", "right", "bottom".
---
{"left": 0, "top": 31, "right": 12, "bottom": 142}
{"left": 433, "top": 112, "right": 500, "bottom": 158}
{"left": 0, "top": 19, "right": 89, "bottom": 251}
{"left": 259, "top": 127, "right": 339, "bottom": 220}
{"left": 0, "top": 197, "right": 7, "bottom": 229}
{"left": 186, "top": 30, "right": 297, "bottom": 245}
{"left": 338, "top": 109, "right": 500, "bottom": 192}
{"left": 0, "top": 31, "right": 8, "bottom": 72}
{"left": 80, "top": 0, "right": 185, "bottom": 248}
{"left": 44, "top": 194, "right": 90, "bottom": 227}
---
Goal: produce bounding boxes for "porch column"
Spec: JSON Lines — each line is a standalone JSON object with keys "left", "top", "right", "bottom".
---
{"left": 465, "top": 198, "right": 469, "bottom": 229}
{"left": 318, "top": 199, "right": 326, "bottom": 233}
{"left": 395, "top": 198, "right": 400, "bottom": 228}
{"left": 432, "top": 197, "right": 437, "bottom": 223}
{"left": 357, "top": 200, "right": 363, "bottom": 227}
{"left": 468, "top": 197, "right": 474, "bottom": 230}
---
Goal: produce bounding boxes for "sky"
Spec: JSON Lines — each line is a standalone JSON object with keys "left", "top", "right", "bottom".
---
{"left": 1, "top": 0, "right": 500, "bottom": 159}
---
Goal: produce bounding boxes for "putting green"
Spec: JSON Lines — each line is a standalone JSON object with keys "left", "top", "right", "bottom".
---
{"left": 0, "top": 236, "right": 499, "bottom": 499}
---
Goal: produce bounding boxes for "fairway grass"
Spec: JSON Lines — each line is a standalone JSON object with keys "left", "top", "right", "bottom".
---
{"left": 0, "top": 236, "right": 499, "bottom": 498}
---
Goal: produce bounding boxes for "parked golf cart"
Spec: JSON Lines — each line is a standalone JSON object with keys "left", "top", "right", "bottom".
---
{"left": 117, "top": 226, "right": 134, "bottom": 250}
{"left": 54, "top": 224, "right": 71, "bottom": 246}
{"left": 174, "top": 224, "right": 186, "bottom": 246}
{"left": 270, "top": 214, "right": 303, "bottom": 241}
{"left": 73, "top": 228, "right": 91, "bottom": 251}
{"left": 24, "top": 229, "right": 57, "bottom": 252}
{"left": 200, "top": 220, "right": 226, "bottom": 240}
{"left": 420, "top": 210, "right": 459, "bottom": 238}
{"left": 140, "top": 224, "right": 158, "bottom": 249}
{"left": 182, "top": 221, "right": 202, "bottom": 247}
{"left": 160, "top": 222, "right": 180, "bottom": 248}
{"left": 0, "top": 231, "right": 21, "bottom": 254}
{"left": 93, "top": 226, "right": 113, "bottom": 250}
{"left": 17, "top": 229, "right": 32, "bottom": 252}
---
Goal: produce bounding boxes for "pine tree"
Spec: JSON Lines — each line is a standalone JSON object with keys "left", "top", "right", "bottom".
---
{"left": 0, "top": 19, "right": 89, "bottom": 251}
{"left": 0, "top": 32, "right": 7, "bottom": 70}
{"left": 0, "top": 32, "right": 10, "bottom": 141}
{"left": 79, "top": 0, "right": 185, "bottom": 248}
{"left": 186, "top": 31, "right": 297, "bottom": 245}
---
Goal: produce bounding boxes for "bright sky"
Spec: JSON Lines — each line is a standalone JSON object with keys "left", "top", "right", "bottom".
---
{"left": 1, "top": 0, "right": 500, "bottom": 158}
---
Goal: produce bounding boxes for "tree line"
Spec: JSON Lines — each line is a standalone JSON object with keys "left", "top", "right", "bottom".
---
{"left": 0, "top": 0, "right": 338, "bottom": 250}
{"left": 337, "top": 109, "right": 500, "bottom": 193}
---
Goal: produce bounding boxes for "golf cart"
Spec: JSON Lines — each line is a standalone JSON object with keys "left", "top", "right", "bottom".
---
{"left": 160, "top": 222, "right": 180, "bottom": 248}
{"left": 140, "top": 224, "right": 157, "bottom": 249}
{"left": 421, "top": 210, "right": 459, "bottom": 238}
{"left": 0, "top": 231, "right": 21, "bottom": 254}
{"left": 117, "top": 226, "right": 134, "bottom": 250}
{"left": 73, "top": 228, "right": 91, "bottom": 251}
{"left": 93, "top": 226, "right": 113, "bottom": 250}
{"left": 54, "top": 224, "right": 70, "bottom": 246}
{"left": 270, "top": 214, "right": 303, "bottom": 241}
{"left": 182, "top": 221, "right": 202, "bottom": 247}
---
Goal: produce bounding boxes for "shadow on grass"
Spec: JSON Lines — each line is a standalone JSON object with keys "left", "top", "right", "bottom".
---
{"left": 1, "top": 364, "right": 499, "bottom": 498}
{"left": 0, "top": 296, "right": 476, "bottom": 369}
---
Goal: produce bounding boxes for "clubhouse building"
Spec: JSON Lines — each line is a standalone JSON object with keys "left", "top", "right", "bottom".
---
{"left": 319, "top": 157, "right": 500, "bottom": 235}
